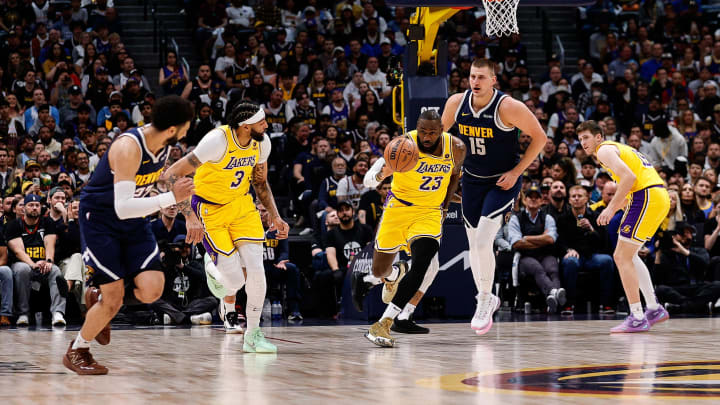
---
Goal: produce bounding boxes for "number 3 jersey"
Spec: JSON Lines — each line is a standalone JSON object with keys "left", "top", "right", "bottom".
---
{"left": 454, "top": 89, "right": 519, "bottom": 177}
{"left": 595, "top": 141, "right": 663, "bottom": 192}
{"left": 389, "top": 130, "right": 455, "bottom": 209}
{"left": 193, "top": 125, "right": 271, "bottom": 205}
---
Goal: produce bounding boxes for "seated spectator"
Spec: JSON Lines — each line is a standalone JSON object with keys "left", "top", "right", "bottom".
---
{"left": 590, "top": 181, "right": 617, "bottom": 213}
{"left": 292, "top": 137, "right": 331, "bottom": 229}
{"left": 542, "top": 179, "right": 571, "bottom": 220}
{"left": 550, "top": 157, "right": 577, "bottom": 191}
{"left": 151, "top": 204, "right": 186, "bottom": 245}
{"left": 695, "top": 176, "right": 714, "bottom": 218}
{"left": 680, "top": 182, "right": 707, "bottom": 227}
{"left": 0, "top": 216, "right": 11, "bottom": 326}
{"left": 319, "top": 201, "right": 372, "bottom": 316}
{"left": 7, "top": 194, "right": 66, "bottom": 326}
{"left": 358, "top": 176, "right": 391, "bottom": 232}
{"left": 557, "top": 185, "right": 615, "bottom": 314}
{"left": 152, "top": 235, "right": 217, "bottom": 325}
{"left": 0, "top": 148, "right": 15, "bottom": 194}
{"left": 657, "top": 222, "right": 717, "bottom": 313}
{"left": 49, "top": 193, "right": 84, "bottom": 309}
{"left": 322, "top": 89, "right": 351, "bottom": 129}
{"left": 509, "top": 185, "right": 565, "bottom": 312}
{"left": 648, "top": 120, "right": 688, "bottom": 171}
{"left": 158, "top": 50, "right": 188, "bottom": 96}
{"left": 257, "top": 202, "right": 302, "bottom": 321}
{"left": 336, "top": 153, "right": 370, "bottom": 210}
{"left": 70, "top": 151, "right": 92, "bottom": 190}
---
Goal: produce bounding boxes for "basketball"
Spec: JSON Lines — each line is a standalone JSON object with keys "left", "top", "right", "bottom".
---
{"left": 384, "top": 136, "right": 419, "bottom": 172}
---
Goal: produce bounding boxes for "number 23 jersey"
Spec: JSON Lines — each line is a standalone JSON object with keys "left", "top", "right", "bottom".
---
{"left": 193, "top": 125, "right": 271, "bottom": 205}
{"left": 454, "top": 89, "right": 520, "bottom": 177}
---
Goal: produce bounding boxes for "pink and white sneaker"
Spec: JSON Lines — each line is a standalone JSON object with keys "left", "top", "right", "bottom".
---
{"left": 610, "top": 315, "right": 650, "bottom": 333}
{"left": 471, "top": 293, "right": 501, "bottom": 335}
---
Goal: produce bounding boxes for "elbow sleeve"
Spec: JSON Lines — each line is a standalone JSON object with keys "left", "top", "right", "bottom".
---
{"left": 114, "top": 181, "right": 176, "bottom": 220}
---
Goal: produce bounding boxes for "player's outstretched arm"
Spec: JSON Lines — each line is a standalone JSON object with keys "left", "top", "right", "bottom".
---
{"left": 497, "top": 97, "right": 548, "bottom": 190}
{"left": 161, "top": 152, "right": 204, "bottom": 244}
{"left": 252, "top": 162, "right": 289, "bottom": 239}
{"left": 442, "top": 136, "right": 467, "bottom": 214}
{"left": 364, "top": 157, "right": 393, "bottom": 188}
{"left": 111, "top": 137, "right": 193, "bottom": 220}
{"left": 596, "top": 145, "right": 636, "bottom": 226}
{"left": 441, "top": 93, "right": 464, "bottom": 132}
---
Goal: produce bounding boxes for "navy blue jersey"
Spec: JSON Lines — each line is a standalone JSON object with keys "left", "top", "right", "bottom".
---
{"left": 81, "top": 125, "right": 169, "bottom": 226}
{"left": 454, "top": 89, "right": 520, "bottom": 177}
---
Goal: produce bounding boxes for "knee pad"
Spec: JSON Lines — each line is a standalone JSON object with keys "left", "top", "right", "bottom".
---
{"left": 216, "top": 254, "right": 245, "bottom": 292}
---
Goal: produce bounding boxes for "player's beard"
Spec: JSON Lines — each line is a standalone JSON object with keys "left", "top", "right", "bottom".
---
{"left": 417, "top": 136, "right": 441, "bottom": 154}
{"left": 250, "top": 128, "right": 265, "bottom": 142}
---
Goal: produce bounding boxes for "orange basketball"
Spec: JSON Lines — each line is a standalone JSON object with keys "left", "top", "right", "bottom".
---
{"left": 384, "top": 136, "right": 419, "bottom": 173}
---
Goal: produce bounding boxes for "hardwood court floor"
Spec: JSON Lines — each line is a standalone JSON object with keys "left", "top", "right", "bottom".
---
{"left": 1, "top": 317, "right": 719, "bottom": 404}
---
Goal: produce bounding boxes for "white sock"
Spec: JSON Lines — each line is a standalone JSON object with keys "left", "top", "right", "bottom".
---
{"left": 384, "top": 265, "right": 399, "bottom": 282}
{"left": 633, "top": 254, "right": 659, "bottom": 309}
{"left": 467, "top": 217, "right": 501, "bottom": 294}
{"left": 363, "top": 274, "right": 383, "bottom": 285}
{"left": 72, "top": 332, "right": 91, "bottom": 349}
{"left": 630, "top": 302, "right": 644, "bottom": 320}
{"left": 224, "top": 300, "right": 236, "bottom": 315}
{"left": 381, "top": 303, "right": 402, "bottom": 320}
{"left": 397, "top": 303, "right": 416, "bottom": 320}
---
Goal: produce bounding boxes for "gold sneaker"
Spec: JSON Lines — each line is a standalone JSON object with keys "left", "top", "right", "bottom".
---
{"left": 381, "top": 261, "right": 408, "bottom": 304}
{"left": 365, "top": 317, "right": 396, "bottom": 347}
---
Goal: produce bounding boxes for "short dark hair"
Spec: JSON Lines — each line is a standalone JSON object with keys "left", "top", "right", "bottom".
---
{"left": 697, "top": 176, "right": 714, "bottom": 186}
{"left": 418, "top": 109, "right": 441, "bottom": 122}
{"left": 228, "top": 102, "right": 262, "bottom": 128}
{"left": 471, "top": 58, "right": 496, "bottom": 76}
{"left": 150, "top": 95, "right": 194, "bottom": 131}
{"left": 576, "top": 120, "right": 604, "bottom": 137}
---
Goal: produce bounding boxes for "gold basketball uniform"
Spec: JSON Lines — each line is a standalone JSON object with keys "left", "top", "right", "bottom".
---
{"left": 375, "top": 130, "right": 455, "bottom": 253}
{"left": 191, "top": 125, "right": 264, "bottom": 258}
{"left": 596, "top": 141, "right": 669, "bottom": 243}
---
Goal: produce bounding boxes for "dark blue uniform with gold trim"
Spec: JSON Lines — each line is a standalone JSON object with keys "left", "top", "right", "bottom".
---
{"left": 79, "top": 125, "right": 168, "bottom": 285}
{"left": 454, "top": 89, "right": 521, "bottom": 227}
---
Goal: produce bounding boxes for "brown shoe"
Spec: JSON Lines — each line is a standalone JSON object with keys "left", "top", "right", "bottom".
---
{"left": 84, "top": 287, "right": 111, "bottom": 345}
{"left": 0, "top": 316, "right": 10, "bottom": 326}
{"left": 63, "top": 341, "right": 108, "bottom": 375}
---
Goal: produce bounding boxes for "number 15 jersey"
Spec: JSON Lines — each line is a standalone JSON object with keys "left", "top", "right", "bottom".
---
{"left": 193, "top": 125, "right": 271, "bottom": 205}
{"left": 453, "top": 89, "right": 519, "bottom": 177}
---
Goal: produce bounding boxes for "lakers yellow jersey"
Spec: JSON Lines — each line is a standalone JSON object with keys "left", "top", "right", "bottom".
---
{"left": 194, "top": 125, "right": 260, "bottom": 205}
{"left": 390, "top": 130, "right": 455, "bottom": 208}
{"left": 596, "top": 141, "right": 664, "bottom": 192}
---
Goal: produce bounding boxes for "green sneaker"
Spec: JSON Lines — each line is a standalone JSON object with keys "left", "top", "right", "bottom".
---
{"left": 204, "top": 254, "right": 229, "bottom": 299}
{"left": 243, "top": 328, "right": 277, "bottom": 353}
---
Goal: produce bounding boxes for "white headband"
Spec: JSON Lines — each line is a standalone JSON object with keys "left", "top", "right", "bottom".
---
{"left": 241, "top": 109, "right": 265, "bottom": 125}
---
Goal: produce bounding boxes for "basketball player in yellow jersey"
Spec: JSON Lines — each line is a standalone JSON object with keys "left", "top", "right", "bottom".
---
{"left": 352, "top": 110, "right": 466, "bottom": 347}
{"left": 163, "top": 103, "right": 289, "bottom": 352}
{"left": 577, "top": 120, "right": 670, "bottom": 333}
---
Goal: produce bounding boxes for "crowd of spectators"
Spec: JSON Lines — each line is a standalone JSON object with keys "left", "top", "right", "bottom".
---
{"left": 4, "top": 0, "right": 720, "bottom": 325}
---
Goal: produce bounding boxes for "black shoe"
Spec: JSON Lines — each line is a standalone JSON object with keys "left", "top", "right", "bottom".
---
{"left": 391, "top": 317, "right": 429, "bottom": 334}
{"left": 663, "top": 302, "right": 683, "bottom": 314}
{"left": 351, "top": 270, "right": 373, "bottom": 312}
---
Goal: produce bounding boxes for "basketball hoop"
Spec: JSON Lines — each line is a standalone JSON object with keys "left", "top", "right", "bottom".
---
{"left": 482, "top": 0, "right": 520, "bottom": 37}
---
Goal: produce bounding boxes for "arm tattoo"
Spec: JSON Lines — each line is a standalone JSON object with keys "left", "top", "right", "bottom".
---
{"left": 252, "top": 163, "right": 280, "bottom": 218}
{"left": 187, "top": 153, "right": 202, "bottom": 168}
{"left": 165, "top": 174, "right": 194, "bottom": 218}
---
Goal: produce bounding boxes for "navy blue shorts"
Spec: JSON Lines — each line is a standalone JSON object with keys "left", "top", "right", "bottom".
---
{"left": 461, "top": 172, "right": 522, "bottom": 228}
{"left": 79, "top": 205, "right": 161, "bottom": 286}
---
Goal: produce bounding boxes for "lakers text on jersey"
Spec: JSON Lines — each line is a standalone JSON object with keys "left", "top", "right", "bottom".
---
{"left": 375, "top": 131, "right": 455, "bottom": 253}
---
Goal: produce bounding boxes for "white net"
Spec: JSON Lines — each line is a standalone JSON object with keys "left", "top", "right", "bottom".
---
{"left": 482, "top": 0, "right": 520, "bottom": 37}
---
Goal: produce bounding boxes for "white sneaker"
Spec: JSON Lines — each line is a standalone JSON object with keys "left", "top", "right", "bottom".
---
{"left": 191, "top": 312, "right": 212, "bottom": 325}
{"left": 471, "top": 292, "right": 500, "bottom": 335}
{"left": 555, "top": 288, "right": 567, "bottom": 306}
{"left": 224, "top": 312, "right": 244, "bottom": 334}
{"left": 163, "top": 314, "right": 172, "bottom": 325}
{"left": 52, "top": 312, "right": 66, "bottom": 326}
{"left": 16, "top": 315, "right": 29, "bottom": 326}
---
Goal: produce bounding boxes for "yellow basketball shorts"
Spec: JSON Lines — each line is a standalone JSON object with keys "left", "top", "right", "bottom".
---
{"left": 618, "top": 185, "right": 670, "bottom": 243}
{"left": 191, "top": 194, "right": 264, "bottom": 259}
{"left": 374, "top": 202, "right": 443, "bottom": 254}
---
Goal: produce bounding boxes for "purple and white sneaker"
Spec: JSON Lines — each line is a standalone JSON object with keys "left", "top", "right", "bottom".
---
{"left": 644, "top": 305, "right": 669, "bottom": 326}
{"left": 610, "top": 315, "right": 650, "bottom": 333}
